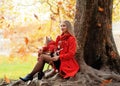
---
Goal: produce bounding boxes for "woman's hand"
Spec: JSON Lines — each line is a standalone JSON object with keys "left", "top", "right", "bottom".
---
{"left": 52, "top": 56, "right": 59, "bottom": 61}
{"left": 38, "top": 48, "right": 43, "bottom": 57}
{"left": 38, "top": 49, "right": 43, "bottom": 54}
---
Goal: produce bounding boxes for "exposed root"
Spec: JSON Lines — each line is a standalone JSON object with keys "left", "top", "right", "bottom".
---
{"left": 79, "top": 64, "right": 120, "bottom": 85}
{"left": 7, "top": 65, "right": 120, "bottom": 86}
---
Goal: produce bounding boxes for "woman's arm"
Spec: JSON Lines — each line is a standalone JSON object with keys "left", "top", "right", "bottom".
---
{"left": 59, "top": 37, "right": 77, "bottom": 60}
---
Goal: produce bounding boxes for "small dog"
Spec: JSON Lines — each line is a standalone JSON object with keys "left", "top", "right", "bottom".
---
{"left": 38, "top": 36, "right": 55, "bottom": 57}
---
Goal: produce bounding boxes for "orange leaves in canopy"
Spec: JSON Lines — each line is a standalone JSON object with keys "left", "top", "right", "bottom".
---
{"left": 100, "top": 79, "right": 112, "bottom": 86}
{"left": 0, "top": 16, "right": 4, "bottom": 20}
{"left": 67, "top": 4, "right": 73, "bottom": 10}
{"left": 3, "top": 29, "right": 13, "bottom": 38}
{"left": 98, "top": 7, "right": 104, "bottom": 12}
{"left": 50, "top": 15, "right": 56, "bottom": 21}
{"left": 0, "top": 16, "right": 5, "bottom": 24}
{"left": 18, "top": 46, "right": 26, "bottom": 54}
{"left": 57, "top": 1, "right": 62, "bottom": 6}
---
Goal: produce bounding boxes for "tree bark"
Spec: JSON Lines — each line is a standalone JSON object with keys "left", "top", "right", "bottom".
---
{"left": 74, "top": 0, "right": 120, "bottom": 73}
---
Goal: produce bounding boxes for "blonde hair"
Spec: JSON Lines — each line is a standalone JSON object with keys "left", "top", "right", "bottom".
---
{"left": 61, "top": 20, "right": 75, "bottom": 36}
{"left": 61, "top": 20, "right": 79, "bottom": 50}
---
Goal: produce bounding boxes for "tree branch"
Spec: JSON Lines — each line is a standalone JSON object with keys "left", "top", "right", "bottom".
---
{"left": 46, "top": 0, "right": 59, "bottom": 15}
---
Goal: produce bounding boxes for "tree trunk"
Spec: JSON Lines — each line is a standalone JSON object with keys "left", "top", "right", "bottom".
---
{"left": 74, "top": 0, "right": 120, "bottom": 73}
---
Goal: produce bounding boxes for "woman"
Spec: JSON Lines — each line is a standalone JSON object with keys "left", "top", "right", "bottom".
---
{"left": 19, "top": 20, "right": 80, "bottom": 82}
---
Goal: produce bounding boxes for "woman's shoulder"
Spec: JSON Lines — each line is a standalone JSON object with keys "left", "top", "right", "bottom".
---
{"left": 69, "top": 35, "right": 76, "bottom": 40}
{"left": 48, "top": 40, "right": 56, "bottom": 45}
{"left": 56, "top": 35, "right": 61, "bottom": 40}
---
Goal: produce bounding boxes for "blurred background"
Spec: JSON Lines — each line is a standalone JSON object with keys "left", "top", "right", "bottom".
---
{"left": 0, "top": 0, "right": 120, "bottom": 82}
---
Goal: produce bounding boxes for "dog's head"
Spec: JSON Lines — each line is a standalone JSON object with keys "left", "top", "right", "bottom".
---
{"left": 45, "top": 36, "right": 52, "bottom": 44}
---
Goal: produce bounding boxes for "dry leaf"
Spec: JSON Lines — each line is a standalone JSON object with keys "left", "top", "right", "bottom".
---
{"left": 7, "top": 24, "right": 10, "bottom": 28}
{"left": 111, "top": 51, "right": 116, "bottom": 58}
{"left": 50, "top": 15, "right": 56, "bottom": 21}
{"left": 57, "top": 1, "right": 62, "bottom": 6}
{"left": 4, "top": 75, "right": 10, "bottom": 84}
{"left": 67, "top": 4, "right": 73, "bottom": 10}
{"left": 34, "top": 14, "right": 38, "bottom": 20}
{"left": 18, "top": 46, "right": 25, "bottom": 54}
{"left": 100, "top": 79, "right": 112, "bottom": 86}
{"left": 24, "top": 37, "right": 29, "bottom": 45}
{"left": 38, "top": 26, "right": 41, "bottom": 30}
{"left": 97, "top": 23, "right": 101, "bottom": 27}
{"left": 98, "top": 7, "right": 104, "bottom": 12}
{"left": 0, "top": 16, "right": 4, "bottom": 19}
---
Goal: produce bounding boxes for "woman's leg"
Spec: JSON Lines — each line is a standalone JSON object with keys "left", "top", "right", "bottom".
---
{"left": 29, "top": 54, "right": 53, "bottom": 76}
{"left": 20, "top": 54, "right": 53, "bottom": 81}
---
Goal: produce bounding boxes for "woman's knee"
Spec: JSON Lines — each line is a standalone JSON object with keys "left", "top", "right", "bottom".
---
{"left": 38, "top": 54, "right": 52, "bottom": 62}
{"left": 37, "top": 54, "right": 44, "bottom": 61}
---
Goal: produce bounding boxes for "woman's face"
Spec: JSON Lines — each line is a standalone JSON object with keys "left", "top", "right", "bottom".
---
{"left": 60, "top": 22, "right": 68, "bottom": 33}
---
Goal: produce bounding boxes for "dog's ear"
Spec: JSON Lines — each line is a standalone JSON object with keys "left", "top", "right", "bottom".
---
{"left": 46, "top": 36, "right": 48, "bottom": 40}
{"left": 45, "top": 36, "right": 52, "bottom": 44}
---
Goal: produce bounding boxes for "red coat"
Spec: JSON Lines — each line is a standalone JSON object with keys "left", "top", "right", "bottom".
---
{"left": 42, "top": 40, "right": 56, "bottom": 53}
{"left": 55, "top": 32, "right": 80, "bottom": 78}
{"left": 38, "top": 40, "right": 56, "bottom": 61}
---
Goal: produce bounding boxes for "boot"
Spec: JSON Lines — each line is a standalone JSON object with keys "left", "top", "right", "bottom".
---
{"left": 38, "top": 72, "right": 44, "bottom": 80}
{"left": 19, "top": 74, "right": 33, "bottom": 82}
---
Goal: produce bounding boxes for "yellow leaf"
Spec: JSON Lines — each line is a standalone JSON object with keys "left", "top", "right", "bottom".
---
{"left": 9, "top": 6, "right": 13, "bottom": 10}
{"left": 18, "top": 46, "right": 25, "bottom": 54}
{"left": 24, "top": 17, "right": 27, "bottom": 22}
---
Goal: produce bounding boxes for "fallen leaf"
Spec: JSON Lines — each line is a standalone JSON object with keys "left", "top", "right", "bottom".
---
{"left": 4, "top": 75, "right": 10, "bottom": 84}
{"left": 100, "top": 79, "right": 112, "bottom": 86}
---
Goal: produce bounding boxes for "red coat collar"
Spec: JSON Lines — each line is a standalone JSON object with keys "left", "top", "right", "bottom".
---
{"left": 60, "top": 32, "right": 71, "bottom": 40}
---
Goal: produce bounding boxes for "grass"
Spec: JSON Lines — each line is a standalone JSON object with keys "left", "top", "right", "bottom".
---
{"left": 0, "top": 55, "right": 49, "bottom": 80}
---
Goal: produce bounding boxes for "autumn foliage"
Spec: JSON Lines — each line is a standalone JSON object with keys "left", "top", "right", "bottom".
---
{"left": 0, "top": 0, "right": 119, "bottom": 59}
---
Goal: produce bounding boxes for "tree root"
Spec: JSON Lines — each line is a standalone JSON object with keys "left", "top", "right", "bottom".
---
{"left": 79, "top": 64, "right": 120, "bottom": 86}
{"left": 7, "top": 65, "right": 120, "bottom": 86}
